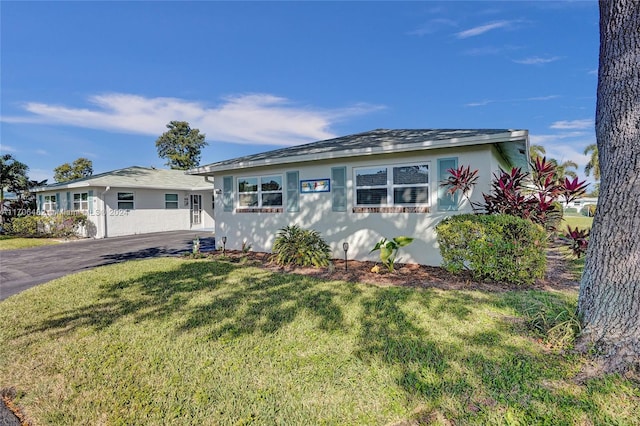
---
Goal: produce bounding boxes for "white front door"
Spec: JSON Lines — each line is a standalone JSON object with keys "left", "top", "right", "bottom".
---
{"left": 190, "top": 194, "right": 202, "bottom": 226}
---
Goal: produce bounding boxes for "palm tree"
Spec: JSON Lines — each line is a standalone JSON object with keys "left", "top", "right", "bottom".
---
{"left": 529, "top": 144, "right": 546, "bottom": 160}
{"left": 583, "top": 144, "right": 601, "bottom": 180}
{"left": 549, "top": 158, "right": 579, "bottom": 181}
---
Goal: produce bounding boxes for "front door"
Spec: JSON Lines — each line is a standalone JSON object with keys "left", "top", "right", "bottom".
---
{"left": 190, "top": 194, "right": 202, "bottom": 226}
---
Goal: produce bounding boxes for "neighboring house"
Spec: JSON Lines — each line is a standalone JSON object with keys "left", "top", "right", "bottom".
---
{"left": 563, "top": 196, "right": 598, "bottom": 214}
{"left": 34, "top": 166, "right": 214, "bottom": 238}
{"left": 189, "top": 129, "right": 529, "bottom": 266}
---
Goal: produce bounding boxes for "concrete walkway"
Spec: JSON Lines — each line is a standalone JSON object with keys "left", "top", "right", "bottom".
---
{"left": 0, "top": 230, "right": 215, "bottom": 301}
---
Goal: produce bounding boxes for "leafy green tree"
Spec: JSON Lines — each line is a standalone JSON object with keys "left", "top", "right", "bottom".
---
{"left": 583, "top": 144, "right": 601, "bottom": 181}
{"left": 53, "top": 157, "right": 93, "bottom": 182}
{"left": 1, "top": 154, "right": 29, "bottom": 204}
{"left": 155, "top": 121, "right": 208, "bottom": 170}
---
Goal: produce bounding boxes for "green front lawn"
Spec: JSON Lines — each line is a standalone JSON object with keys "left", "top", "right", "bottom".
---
{"left": 561, "top": 215, "right": 594, "bottom": 231}
{"left": 1, "top": 258, "right": 637, "bottom": 425}
{"left": 0, "top": 235, "right": 60, "bottom": 250}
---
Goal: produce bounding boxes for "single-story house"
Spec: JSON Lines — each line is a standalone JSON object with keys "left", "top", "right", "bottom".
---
{"left": 189, "top": 129, "right": 529, "bottom": 266}
{"left": 35, "top": 166, "right": 214, "bottom": 238}
{"left": 563, "top": 196, "right": 598, "bottom": 213}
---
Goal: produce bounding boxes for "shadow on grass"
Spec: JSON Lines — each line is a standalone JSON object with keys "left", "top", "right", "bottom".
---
{"left": 27, "top": 260, "right": 357, "bottom": 340}
{"left": 23, "top": 259, "right": 608, "bottom": 423}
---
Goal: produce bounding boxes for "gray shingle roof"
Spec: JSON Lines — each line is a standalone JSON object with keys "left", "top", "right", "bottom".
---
{"left": 35, "top": 166, "right": 212, "bottom": 192}
{"left": 190, "top": 128, "right": 529, "bottom": 174}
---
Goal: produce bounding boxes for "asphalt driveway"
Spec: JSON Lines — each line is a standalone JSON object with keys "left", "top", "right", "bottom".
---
{"left": 0, "top": 230, "right": 216, "bottom": 301}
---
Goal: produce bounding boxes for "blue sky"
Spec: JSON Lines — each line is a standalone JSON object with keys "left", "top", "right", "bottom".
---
{"left": 1, "top": 1, "right": 599, "bottom": 184}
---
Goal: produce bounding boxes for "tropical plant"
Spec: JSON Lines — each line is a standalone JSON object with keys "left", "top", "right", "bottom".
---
{"left": 583, "top": 144, "right": 601, "bottom": 181}
{"left": 370, "top": 236, "right": 414, "bottom": 272}
{"left": 272, "top": 225, "right": 331, "bottom": 268}
{"left": 529, "top": 144, "right": 546, "bottom": 161}
{"left": 439, "top": 164, "right": 479, "bottom": 209}
{"left": 561, "top": 226, "right": 590, "bottom": 258}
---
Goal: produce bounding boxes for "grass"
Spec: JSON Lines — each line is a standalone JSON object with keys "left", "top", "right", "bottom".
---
{"left": 0, "top": 235, "right": 60, "bottom": 250}
{"left": 561, "top": 215, "right": 594, "bottom": 231}
{"left": 1, "top": 258, "right": 638, "bottom": 425}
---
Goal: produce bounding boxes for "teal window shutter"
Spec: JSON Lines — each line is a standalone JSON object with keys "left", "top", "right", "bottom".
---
{"left": 286, "top": 171, "right": 299, "bottom": 212}
{"left": 223, "top": 176, "right": 233, "bottom": 212}
{"left": 56, "top": 192, "right": 61, "bottom": 211}
{"left": 38, "top": 195, "right": 43, "bottom": 212}
{"left": 331, "top": 167, "right": 347, "bottom": 212}
{"left": 66, "top": 192, "right": 71, "bottom": 211}
{"left": 438, "top": 158, "right": 459, "bottom": 211}
{"left": 88, "top": 190, "right": 94, "bottom": 214}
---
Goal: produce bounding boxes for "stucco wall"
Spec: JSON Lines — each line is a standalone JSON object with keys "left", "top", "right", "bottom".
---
{"left": 37, "top": 187, "right": 214, "bottom": 238}
{"left": 102, "top": 188, "right": 213, "bottom": 237}
{"left": 213, "top": 146, "right": 499, "bottom": 266}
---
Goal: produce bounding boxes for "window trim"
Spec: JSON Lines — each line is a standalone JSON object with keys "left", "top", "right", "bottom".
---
{"left": 73, "top": 192, "right": 89, "bottom": 211}
{"left": 43, "top": 194, "right": 57, "bottom": 211}
{"left": 353, "top": 161, "right": 430, "bottom": 208}
{"left": 117, "top": 192, "right": 135, "bottom": 210}
{"left": 165, "top": 193, "right": 179, "bottom": 209}
{"left": 237, "top": 174, "right": 283, "bottom": 209}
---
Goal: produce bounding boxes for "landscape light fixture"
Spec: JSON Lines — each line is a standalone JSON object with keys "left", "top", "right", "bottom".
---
{"left": 342, "top": 242, "right": 349, "bottom": 271}
{"left": 221, "top": 236, "right": 227, "bottom": 255}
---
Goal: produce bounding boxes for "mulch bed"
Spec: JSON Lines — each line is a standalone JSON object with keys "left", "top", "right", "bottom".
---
{"left": 202, "top": 242, "right": 579, "bottom": 293}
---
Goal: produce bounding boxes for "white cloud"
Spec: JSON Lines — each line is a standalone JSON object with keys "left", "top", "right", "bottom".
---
{"left": 408, "top": 18, "right": 457, "bottom": 36}
{"left": 35, "top": 149, "right": 48, "bottom": 155}
{"left": 513, "top": 56, "right": 561, "bottom": 65}
{"left": 465, "top": 95, "right": 559, "bottom": 108}
{"left": 2, "top": 93, "right": 385, "bottom": 146}
{"left": 550, "top": 119, "right": 593, "bottom": 130}
{"left": 456, "top": 21, "right": 512, "bottom": 38}
{"left": 1, "top": 145, "right": 18, "bottom": 153}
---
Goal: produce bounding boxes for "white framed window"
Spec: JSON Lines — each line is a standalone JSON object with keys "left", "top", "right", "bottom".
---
{"left": 43, "top": 195, "right": 56, "bottom": 211}
{"left": 354, "top": 162, "right": 430, "bottom": 207}
{"left": 73, "top": 192, "right": 89, "bottom": 211}
{"left": 165, "top": 193, "right": 179, "bottom": 209}
{"left": 117, "top": 192, "right": 134, "bottom": 210}
{"left": 237, "top": 175, "right": 283, "bottom": 208}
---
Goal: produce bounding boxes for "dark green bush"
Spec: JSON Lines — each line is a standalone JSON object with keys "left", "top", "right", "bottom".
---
{"left": 272, "top": 225, "right": 331, "bottom": 268}
{"left": 436, "top": 214, "right": 546, "bottom": 285}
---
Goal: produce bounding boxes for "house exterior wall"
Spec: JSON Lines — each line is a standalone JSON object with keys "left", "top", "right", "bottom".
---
{"left": 37, "top": 187, "right": 214, "bottom": 238}
{"left": 212, "top": 145, "right": 498, "bottom": 266}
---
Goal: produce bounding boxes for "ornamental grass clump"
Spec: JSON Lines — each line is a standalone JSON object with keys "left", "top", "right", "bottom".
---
{"left": 272, "top": 225, "right": 331, "bottom": 268}
{"left": 436, "top": 214, "right": 546, "bottom": 285}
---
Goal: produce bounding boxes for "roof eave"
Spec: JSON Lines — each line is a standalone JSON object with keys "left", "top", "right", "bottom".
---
{"left": 190, "top": 130, "right": 529, "bottom": 175}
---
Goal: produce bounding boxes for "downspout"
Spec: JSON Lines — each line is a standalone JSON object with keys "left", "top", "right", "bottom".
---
{"left": 101, "top": 186, "right": 111, "bottom": 238}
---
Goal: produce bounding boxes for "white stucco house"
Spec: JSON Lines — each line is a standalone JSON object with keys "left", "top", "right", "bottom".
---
{"left": 189, "top": 129, "right": 530, "bottom": 266}
{"left": 35, "top": 166, "right": 214, "bottom": 238}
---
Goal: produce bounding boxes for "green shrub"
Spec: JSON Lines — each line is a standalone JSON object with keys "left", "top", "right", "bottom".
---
{"left": 564, "top": 207, "right": 578, "bottom": 214}
{"left": 5, "top": 213, "right": 87, "bottom": 238}
{"left": 272, "top": 225, "right": 331, "bottom": 268}
{"left": 5, "top": 215, "right": 44, "bottom": 237}
{"left": 436, "top": 214, "right": 546, "bottom": 285}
